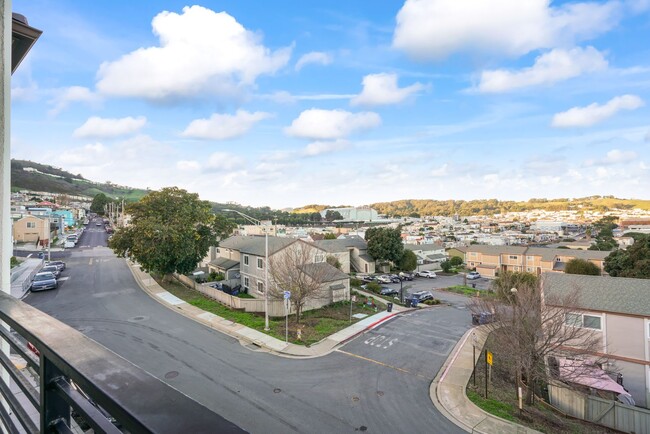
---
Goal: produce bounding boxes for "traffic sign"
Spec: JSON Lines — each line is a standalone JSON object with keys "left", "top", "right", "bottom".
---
{"left": 487, "top": 351, "right": 493, "bottom": 366}
{"left": 283, "top": 290, "right": 291, "bottom": 300}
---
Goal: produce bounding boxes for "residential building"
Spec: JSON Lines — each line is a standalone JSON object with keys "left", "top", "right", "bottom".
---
{"left": 404, "top": 243, "right": 447, "bottom": 264}
{"left": 464, "top": 245, "right": 609, "bottom": 278}
{"left": 312, "top": 236, "right": 375, "bottom": 274}
{"left": 12, "top": 215, "right": 49, "bottom": 245}
{"left": 543, "top": 273, "right": 650, "bottom": 408}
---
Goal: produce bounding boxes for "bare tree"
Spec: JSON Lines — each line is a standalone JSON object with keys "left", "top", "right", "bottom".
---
{"left": 470, "top": 272, "right": 606, "bottom": 405}
{"left": 268, "top": 242, "right": 335, "bottom": 323}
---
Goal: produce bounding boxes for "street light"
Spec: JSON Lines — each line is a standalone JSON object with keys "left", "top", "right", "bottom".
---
{"left": 222, "top": 209, "right": 270, "bottom": 331}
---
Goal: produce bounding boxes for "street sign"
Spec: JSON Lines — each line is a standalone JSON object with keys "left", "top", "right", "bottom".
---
{"left": 487, "top": 351, "right": 493, "bottom": 366}
{"left": 283, "top": 290, "right": 291, "bottom": 300}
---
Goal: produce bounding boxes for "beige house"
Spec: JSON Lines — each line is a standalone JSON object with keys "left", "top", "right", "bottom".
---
{"left": 312, "top": 236, "right": 375, "bottom": 274}
{"left": 12, "top": 215, "right": 49, "bottom": 245}
{"left": 544, "top": 273, "right": 650, "bottom": 408}
{"left": 464, "top": 245, "right": 610, "bottom": 278}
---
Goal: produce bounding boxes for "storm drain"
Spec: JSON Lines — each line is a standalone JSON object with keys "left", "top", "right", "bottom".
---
{"left": 164, "top": 371, "right": 179, "bottom": 379}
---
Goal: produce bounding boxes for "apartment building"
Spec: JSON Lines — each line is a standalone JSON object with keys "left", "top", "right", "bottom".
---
{"left": 464, "top": 245, "right": 609, "bottom": 278}
{"left": 544, "top": 273, "right": 650, "bottom": 408}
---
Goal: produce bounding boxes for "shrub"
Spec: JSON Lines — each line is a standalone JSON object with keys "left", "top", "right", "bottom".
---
{"left": 366, "top": 282, "right": 381, "bottom": 294}
{"left": 215, "top": 273, "right": 225, "bottom": 281}
{"left": 350, "top": 278, "right": 362, "bottom": 287}
{"left": 423, "top": 298, "right": 441, "bottom": 305}
{"left": 208, "top": 271, "right": 218, "bottom": 281}
{"left": 450, "top": 256, "right": 463, "bottom": 266}
{"left": 440, "top": 260, "right": 452, "bottom": 273}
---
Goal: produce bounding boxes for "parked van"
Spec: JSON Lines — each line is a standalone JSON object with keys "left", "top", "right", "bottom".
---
{"left": 64, "top": 241, "right": 75, "bottom": 248}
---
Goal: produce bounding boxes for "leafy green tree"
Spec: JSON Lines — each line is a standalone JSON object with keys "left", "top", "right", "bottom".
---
{"left": 109, "top": 187, "right": 233, "bottom": 280}
{"left": 491, "top": 271, "right": 538, "bottom": 301}
{"left": 440, "top": 260, "right": 452, "bottom": 273}
{"left": 325, "top": 210, "right": 344, "bottom": 221}
{"left": 366, "top": 227, "right": 404, "bottom": 264}
{"left": 564, "top": 258, "right": 600, "bottom": 276}
{"left": 324, "top": 233, "right": 337, "bottom": 240}
{"left": 399, "top": 249, "right": 417, "bottom": 271}
{"left": 90, "top": 193, "right": 110, "bottom": 214}
{"left": 326, "top": 255, "right": 342, "bottom": 270}
{"left": 449, "top": 256, "right": 463, "bottom": 267}
{"left": 604, "top": 234, "right": 650, "bottom": 278}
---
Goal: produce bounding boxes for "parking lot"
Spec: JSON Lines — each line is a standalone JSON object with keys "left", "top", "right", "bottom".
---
{"left": 376, "top": 272, "right": 493, "bottom": 296}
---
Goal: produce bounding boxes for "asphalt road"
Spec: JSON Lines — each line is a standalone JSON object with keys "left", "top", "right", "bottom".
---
{"left": 24, "top": 225, "right": 471, "bottom": 433}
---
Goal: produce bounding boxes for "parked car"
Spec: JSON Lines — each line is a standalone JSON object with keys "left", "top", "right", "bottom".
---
{"left": 467, "top": 271, "right": 481, "bottom": 280}
{"left": 410, "top": 290, "right": 434, "bottom": 302}
{"left": 416, "top": 270, "right": 437, "bottom": 278}
{"left": 376, "top": 275, "right": 392, "bottom": 284}
{"left": 388, "top": 274, "right": 401, "bottom": 283}
{"left": 472, "top": 312, "right": 495, "bottom": 325}
{"left": 380, "top": 287, "right": 399, "bottom": 296}
{"left": 30, "top": 272, "right": 58, "bottom": 291}
{"left": 45, "top": 260, "right": 66, "bottom": 271}
{"left": 398, "top": 272, "right": 414, "bottom": 281}
{"left": 40, "top": 265, "right": 61, "bottom": 278}
{"left": 96, "top": 222, "right": 102, "bottom": 226}
{"left": 361, "top": 275, "right": 376, "bottom": 283}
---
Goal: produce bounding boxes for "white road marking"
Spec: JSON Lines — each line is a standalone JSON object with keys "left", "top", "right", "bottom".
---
{"left": 58, "top": 277, "right": 69, "bottom": 281}
{"left": 89, "top": 258, "right": 93, "bottom": 265}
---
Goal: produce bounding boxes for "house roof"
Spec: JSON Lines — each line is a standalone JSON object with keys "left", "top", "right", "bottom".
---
{"left": 358, "top": 254, "right": 374, "bottom": 262}
{"left": 465, "top": 245, "right": 528, "bottom": 255}
{"left": 526, "top": 247, "right": 609, "bottom": 262}
{"left": 426, "top": 253, "right": 447, "bottom": 261}
{"left": 209, "top": 257, "right": 240, "bottom": 270}
{"left": 404, "top": 243, "right": 444, "bottom": 252}
{"left": 312, "top": 236, "right": 367, "bottom": 253}
{"left": 219, "top": 235, "right": 297, "bottom": 257}
{"left": 301, "top": 262, "right": 349, "bottom": 282}
{"left": 543, "top": 273, "right": 650, "bottom": 317}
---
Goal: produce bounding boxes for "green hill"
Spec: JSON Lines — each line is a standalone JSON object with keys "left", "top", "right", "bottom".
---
{"left": 11, "top": 159, "right": 149, "bottom": 201}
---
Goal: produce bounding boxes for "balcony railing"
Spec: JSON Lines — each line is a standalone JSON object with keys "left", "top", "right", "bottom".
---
{"left": 0, "top": 291, "right": 245, "bottom": 433}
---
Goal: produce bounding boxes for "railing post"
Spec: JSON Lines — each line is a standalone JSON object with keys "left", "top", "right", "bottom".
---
{"left": 40, "top": 356, "right": 70, "bottom": 432}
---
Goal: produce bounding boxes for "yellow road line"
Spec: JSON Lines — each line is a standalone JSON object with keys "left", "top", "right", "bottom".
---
{"left": 336, "top": 349, "right": 427, "bottom": 379}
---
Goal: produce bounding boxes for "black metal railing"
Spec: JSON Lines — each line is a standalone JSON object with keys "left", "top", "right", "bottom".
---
{"left": 0, "top": 292, "right": 245, "bottom": 433}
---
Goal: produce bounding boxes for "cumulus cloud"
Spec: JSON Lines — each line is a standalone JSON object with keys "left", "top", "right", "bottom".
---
{"left": 584, "top": 149, "right": 638, "bottom": 166}
{"left": 295, "top": 51, "right": 332, "bottom": 71}
{"left": 351, "top": 73, "right": 425, "bottom": 106}
{"left": 477, "top": 46, "right": 607, "bottom": 93}
{"left": 431, "top": 164, "right": 449, "bottom": 177}
{"left": 73, "top": 116, "right": 147, "bottom": 139}
{"left": 393, "top": 0, "right": 621, "bottom": 60}
{"left": 49, "top": 86, "right": 101, "bottom": 116}
{"left": 204, "top": 152, "right": 245, "bottom": 172}
{"left": 96, "top": 5, "right": 291, "bottom": 101}
{"left": 285, "top": 109, "right": 381, "bottom": 140}
{"left": 551, "top": 95, "right": 644, "bottom": 128}
{"left": 181, "top": 110, "right": 271, "bottom": 140}
{"left": 58, "top": 143, "right": 108, "bottom": 167}
{"left": 177, "top": 160, "right": 201, "bottom": 171}
{"left": 302, "top": 139, "right": 349, "bottom": 156}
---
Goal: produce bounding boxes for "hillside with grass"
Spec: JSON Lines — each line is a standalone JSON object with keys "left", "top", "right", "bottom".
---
{"left": 11, "top": 159, "right": 149, "bottom": 201}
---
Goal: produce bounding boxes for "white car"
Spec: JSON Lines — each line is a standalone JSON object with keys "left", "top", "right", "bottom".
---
{"left": 467, "top": 271, "right": 481, "bottom": 280}
{"left": 417, "top": 270, "right": 437, "bottom": 278}
{"left": 376, "top": 275, "right": 392, "bottom": 284}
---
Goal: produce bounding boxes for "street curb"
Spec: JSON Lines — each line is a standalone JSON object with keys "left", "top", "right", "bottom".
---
{"left": 124, "top": 259, "right": 408, "bottom": 358}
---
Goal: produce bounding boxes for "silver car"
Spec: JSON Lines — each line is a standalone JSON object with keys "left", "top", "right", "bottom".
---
{"left": 31, "top": 272, "right": 58, "bottom": 291}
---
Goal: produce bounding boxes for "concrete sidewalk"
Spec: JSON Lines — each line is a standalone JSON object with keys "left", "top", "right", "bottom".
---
{"left": 127, "top": 261, "right": 402, "bottom": 358}
{"left": 10, "top": 257, "right": 43, "bottom": 299}
{"left": 430, "top": 326, "right": 541, "bottom": 434}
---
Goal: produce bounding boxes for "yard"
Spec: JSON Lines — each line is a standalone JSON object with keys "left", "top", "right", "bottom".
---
{"left": 156, "top": 276, "right": 383, "bottom": 346}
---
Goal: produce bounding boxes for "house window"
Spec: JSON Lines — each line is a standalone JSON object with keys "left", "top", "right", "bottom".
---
{"left": 243, "top": 255, "right": 249, "bottom": 266}
{"left": 216, "top": 248, "right": 220, "bottom": 254}
{"left": 26, "top": 222, "right": 35, "bottom": 228}
{"left": 526, "top": 256, "right": 533, "bottom": 261}
{"left": 243, "top": 277, "right": 249, "bottom": 290}
{"left": 565, "top": 313, "right": 602, "bottom": 330}
{"left": 257, "top": 281, "right": 264, "bottom": 293}
{"left": 315, "top": 254, "right": 325, "bottom": 263}
{"left": 257, "top": 258, "right": 264, "bottom": 269}
{"left": 509, "top": 255, "right": 518, "bottom": 260}
{"left": 526, "top": 267, "right": 532, "bottom": 272}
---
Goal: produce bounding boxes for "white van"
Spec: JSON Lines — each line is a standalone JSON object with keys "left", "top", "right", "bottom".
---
{"left": 64, "top": 240, "right": 75, "bottom": 248}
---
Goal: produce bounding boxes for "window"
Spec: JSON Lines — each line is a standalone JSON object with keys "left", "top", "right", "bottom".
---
{"left": 257, "top": 258, "right": 264, "bottom": 269}
{"left": 509, "top": 255, "right": 518, "bottom": 260}
{"left": 526, "top": 267, "right": 532, "bottom": 272}
{"left": 257, "top": 281, "right": 264, "bottom": 293}
{"left": 315, "top": 254, "right": 325, "bottom": 263}
{"left": 565, "top": 313, "right": 601, "bottom": 330}
{"left": 243, "top": 255, "right": 249, "bottom": 266}
{"left": 26, "top": 222, "right": 35, "bottom": 228}
{"left": 243, "top": 277, "right": 249, "bottom": 290}
{"left": 526, "top": 256, "right": 533, "bottom": 261}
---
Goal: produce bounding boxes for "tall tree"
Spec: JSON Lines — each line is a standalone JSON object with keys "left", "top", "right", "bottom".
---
{"left": 366, "top": 227, "right": 404, "bottom": 264}
{"left": 604, "top": 234, "right": 650, "bottom": 278}
{"left": 564, "top": 258, "right": 600, "bottom": 276}
{"left": 109, "top": 187, "right": 232, "bottom": 280}
{"left": 325, "top": 210, "right": 343, "bottom": 221}
{"left": 90, "top": 193, "right": 110, "bottom": 214}
{"left": 399, "top": 249, "right": 417, "bottom": 271}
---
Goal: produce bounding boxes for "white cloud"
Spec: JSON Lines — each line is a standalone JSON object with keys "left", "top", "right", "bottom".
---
{"left": 393, "top": 0, "right": 621, "bottom": 60}
{"left": 351, "top": 73, "right": 425, "bottom": 106}
{"left": 551, "top": 95, "right": 644, "bottom": 128}
{"left": 258, "top": 91, "right": 355, "bottom": 104}
{"left": 302, "top": 140, "right": 350, "bottom": 156}
{"left": 204, "top": 152, "right": 245, "bottom": 172}
{"left": 96, "top": 6, "right": 291, "bottom": 101}
{"left": 295, "top": 51, "right": 332, "bottom": 71}
{"left": 431, "top": 163, "right": 449, "bottom": 177}
{"left": 58, "top": 143, "right": 108, "bottom": 167}
{"left": 477, "top": 46, "right": 607, "bottom": 93}
{"left": 181, "top": 110, "right": 271, "bottom": 140}
{"left": 285, "top": 109, "right": 381, "bottom": 140}
{"left": 585, "top": 149, "right": 638, "bottom": 166}
{"left": 48, "top": 86, "right": 101, "bottom": 116}
{"left": 73, "top": 116, "right": 147, "bottom": 139}
{"left": 177, "top": 160, "right": 201, "bottom": 171}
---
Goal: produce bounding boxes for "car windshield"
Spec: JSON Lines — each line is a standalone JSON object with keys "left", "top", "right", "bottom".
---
{"left": 42, "top": 267, "right": 56, "bottom": 271}
{"left": 34, "top": 274, "right": 53, "bottom": 281}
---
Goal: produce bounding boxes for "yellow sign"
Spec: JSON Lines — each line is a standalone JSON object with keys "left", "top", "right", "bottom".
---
{"left": 487, "top": 351, "right": 493, "bottom": 366}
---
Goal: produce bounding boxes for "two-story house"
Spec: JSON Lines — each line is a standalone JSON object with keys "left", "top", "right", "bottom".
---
{"left": 543, "top": 273, "right": 650, "bottom": 408}
{"left": 12, "top": 215, "right": 50, "bottom": 246}
{"left": 404, "top": 243, "right": 447, "bottom": 264}
{"left": 312, "top": 236, "right": 375, "bottom": 274}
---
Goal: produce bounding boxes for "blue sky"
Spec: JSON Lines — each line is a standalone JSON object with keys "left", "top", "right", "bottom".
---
{"left": 10, "top": 0, "right": 650, "bottom": 208}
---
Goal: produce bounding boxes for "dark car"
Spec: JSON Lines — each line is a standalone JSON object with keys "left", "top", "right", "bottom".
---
{"left": 31, "top": 272, "right": 58, "bottom": 291}
{"left": 388, "top": 274, "right": 401, "bottom": 283}
{"left": 472, "top": 312, "right": 495, "bottom": 325}
{"left": 399, "top": 272, "right": 414, "bottom": 281}
{"left": 45, "top": 260, "right": 66, "bottom": 271}
{"left": 361, "top": 275, "right": 376, "bottom": 283}
{"left": 410, "top": 290, "right": 434, "bottom": 302}
{"left": 380, "top": 286, "right": 399, "bottom": 296}
{"left": 40, "top": 265, "right": 61, "bottom": 278}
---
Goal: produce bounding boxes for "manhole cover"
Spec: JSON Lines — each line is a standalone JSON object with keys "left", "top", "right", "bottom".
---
{"left": 273, "top": 388, "right": 281, "bottom": 393}
{"left": 376, "top": 391, "right": 384, "bottom": 396}
{"left": 352, "top": 396, "right": 360, "bottom": 402}
{"left": 129, "top": 315, "right": 149, "bottom": 322}
{"left": 357, "top": 426, "right": 367, "bottom": 431}
{"left": 164, "top": 371, "right": 179, "bottom": 379}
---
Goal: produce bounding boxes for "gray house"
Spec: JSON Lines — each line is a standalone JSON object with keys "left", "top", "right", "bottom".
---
{"left": 312, "top": 236, "right": 375, "bottom": 274}
{"left": 544, "top": 273, "right": 650, "bottom": 408}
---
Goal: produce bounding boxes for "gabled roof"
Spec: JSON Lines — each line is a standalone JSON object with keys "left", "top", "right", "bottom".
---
{"left": 526, "top": 247, "right": 609, "bottom": 262}
{"left": 543, "top": 273, "right": 650, "bottom": 317}
{"left": 404, "top": 243, "right": 444, "bottom": 252}
{"left": 465, "top": 245, "right": 528, "bottom": 255}
{"left": 209, "top": 257, "right": 239, "bottom": 270}
{"left": 301, "top": 262, "right": 349, "bottom": 282}
{"left": 219, "top": 235, "right": 297, "bottom": 256}
{"left": 312, "top": 236, "right": 367, "bottom": 253}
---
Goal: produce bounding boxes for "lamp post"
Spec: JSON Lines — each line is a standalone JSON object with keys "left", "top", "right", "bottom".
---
{"left": 223, "top": 209, "right": 270, "bottom": 331}
{"left": 510, "top": 287, "right": 519, "bottom": 401}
